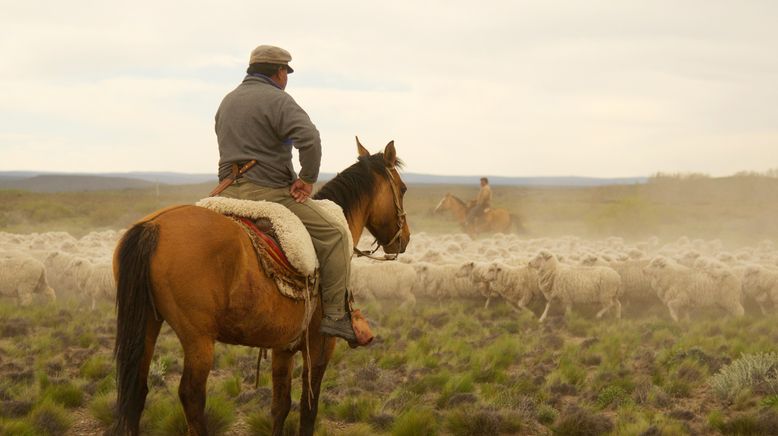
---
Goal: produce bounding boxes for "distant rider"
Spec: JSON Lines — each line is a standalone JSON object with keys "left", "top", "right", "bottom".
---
{"left": 465, "top": 177, "right": 492, "bottom": 226}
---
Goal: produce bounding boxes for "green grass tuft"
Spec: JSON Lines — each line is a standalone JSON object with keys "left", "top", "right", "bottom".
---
{"left": 89, "top": 391, "right": 117, "bottom": 427}
{"left": 445, "top": 407, "right": 502, "bottom": 436}
{"left": 42, "top": 382, "right": 84, "bottom": 408}
{"left": 221, "top": 375, "right": 242, "bottom": 398}
{"left": 553, "top": 406, "right": 613, "bottom": 436}
{"left": 391, "top": 408, "right": 438, "bottom": 436}
{"left": 332, "top": 397, "right": 377, "bottom": 423}
{"left": 29, "top": 399, "right": 72, "bottom": 436}
{"left": 80, "top": 354, "right": 113, "bottom": 381}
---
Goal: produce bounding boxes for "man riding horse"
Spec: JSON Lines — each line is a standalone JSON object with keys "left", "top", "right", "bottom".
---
{"left": 465, "top": 177, "right": 492, "bottom": 227}
{"left": 214, "top": 44, "right": 361, "bottom": 345}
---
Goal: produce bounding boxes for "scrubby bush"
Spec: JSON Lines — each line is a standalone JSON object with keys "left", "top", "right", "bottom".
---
{"left": 537, "top": 404, "right": 559, "bottom": 426}
{"left": 445, "top": 406, "right": 502, "bottom": 436}
{"left": 596, "top": 385, "right": 629, "bottom": 409}
{"left": 710, "top": 410, "right": 778, "bottom": 435}
{"left": 29, "top": 400, "right": 72, "bottom": 435}
{"left": 710, "top": 352, "right": 778, "bottom": 401}
{"left": 553, "top": 406, "right": 613, "bottom": 436}
{"left": 148, "top": 357, "right": 168, "bottom": 387}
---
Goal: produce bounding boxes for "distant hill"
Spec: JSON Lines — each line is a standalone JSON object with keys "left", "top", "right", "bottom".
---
{"left": 0, "top": 175, "right": 157, "bottom": 192}
{"left": 395, "top": 173, "right": 647, "bottom": 186}
{"left": 0, "top": 171, "right": 646, "bottom": 192}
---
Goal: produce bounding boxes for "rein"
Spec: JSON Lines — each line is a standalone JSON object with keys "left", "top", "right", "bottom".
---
{"left": 352, "top": 165, "right": 406, "bottom": 262}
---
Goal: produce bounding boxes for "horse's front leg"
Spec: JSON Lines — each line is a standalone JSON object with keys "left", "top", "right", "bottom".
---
{"left": 299, "top": 334, "right": 336, "bottom": 436}
{"left": 271, "top": 348, "right": 295, "bottom": 436}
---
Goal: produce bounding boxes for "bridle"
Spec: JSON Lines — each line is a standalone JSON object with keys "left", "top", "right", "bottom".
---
{"left": 353, "top": 165, "right": 407, "bottom": 261}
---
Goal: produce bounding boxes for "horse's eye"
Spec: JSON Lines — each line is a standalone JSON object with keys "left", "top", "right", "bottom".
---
{"left": 401, "top": 186, "right": 407, "bottom": 194}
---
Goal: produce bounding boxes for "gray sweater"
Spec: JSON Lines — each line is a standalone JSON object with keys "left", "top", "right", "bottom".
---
{"left": 215, "top": 75, "right": 322, "bottom": 187}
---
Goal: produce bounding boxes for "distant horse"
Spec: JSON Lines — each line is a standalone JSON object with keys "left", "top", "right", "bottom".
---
{"left": 113, "top": 139, "right": 410, "bottom": 436}
{"left": 434, "top": 193, "right": 521, "bottom": 235}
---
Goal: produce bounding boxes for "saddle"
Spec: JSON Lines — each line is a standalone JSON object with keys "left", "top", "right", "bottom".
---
{"left": 196, "top": 197, "right": 319, "bottom": 300}
{"left": 230, "top": 215, "right": 316, "bottom": 300}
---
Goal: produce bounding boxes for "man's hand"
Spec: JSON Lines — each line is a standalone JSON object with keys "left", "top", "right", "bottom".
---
{"left": 290, "top": 178, "right": 313, "bottom": 203}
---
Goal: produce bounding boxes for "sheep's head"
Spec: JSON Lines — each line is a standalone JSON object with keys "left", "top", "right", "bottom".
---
{"left": 644, "top": 256, "right": 668, "bottom": 275}
{"left": 628, "top": 249, "right": 645, "bottom": 260}
{"left": 528, "top": 250, "right": 553, "bottom": 269}
{"left": 581, "top": 254, "right": 599, "bottom": 266}
{"left": 456, "top": 261, "right": 474, "bottom": 278}
{"left": 680, "top": 250, "right": 701, "bottom": 264}
{"left": 485, "top": 262, "right": 502, "bottom": 281}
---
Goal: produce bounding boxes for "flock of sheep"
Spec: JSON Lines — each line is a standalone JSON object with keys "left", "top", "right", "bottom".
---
{"left": 352, "top": 233, "right": 778, "bottom": 322}
{"left": 0, "top": 230, "right": 120, "bottom": 309}
{"left": 2, "top": 229, "right": 778, "bottom": 324}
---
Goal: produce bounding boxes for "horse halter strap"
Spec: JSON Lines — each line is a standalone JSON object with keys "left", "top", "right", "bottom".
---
{"left": 353, "top": 165, "right": 406, "bottom": 261}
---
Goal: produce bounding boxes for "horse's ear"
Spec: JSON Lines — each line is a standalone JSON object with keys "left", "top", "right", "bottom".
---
{"left": 383, "top": 140, "right": 397, "bottom": 167}
{"left": 356, "top": 136, "right": 370, "bottom": 158}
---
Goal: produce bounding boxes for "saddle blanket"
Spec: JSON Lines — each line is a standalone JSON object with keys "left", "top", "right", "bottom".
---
{"left": 195, "top": 197, "right": 353, "bottom": 276}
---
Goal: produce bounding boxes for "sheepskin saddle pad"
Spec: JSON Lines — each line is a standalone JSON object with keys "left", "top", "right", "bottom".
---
{"left": 195, "top": 197, "right": 352, "bottom": 300}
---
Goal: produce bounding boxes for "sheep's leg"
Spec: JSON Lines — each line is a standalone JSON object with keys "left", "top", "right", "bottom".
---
{"left": 516, "top": 294, "right": 536, "bottom": 317}
{"left": 596, "top": 300, "right": 614, "bottom": 319}
{"left": 539, "top": 299, "right": 553, "bottom": 323}
{"left": 614, "top": 299, "right": 622, "bottom": 319}
{"left": 755, "top": 293, "right": 769, "bottom": 315}
{"left": 666, "top": 299, "right": 683, "bottom": 322}
{"left": 727, "top": 300, "right": 745, "bottom": 317}
{"left": 484, "top": 293, "right": 491, "bottom": 309}
{"left": 564, "top": 303, "right": 573, "bottom": 318}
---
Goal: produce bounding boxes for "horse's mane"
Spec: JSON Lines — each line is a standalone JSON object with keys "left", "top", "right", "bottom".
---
{"left": 313, "top": 153, "right": 403, "bottom": 220}
{"left": 449, "top": 194, "right": 467, "bottom": 208}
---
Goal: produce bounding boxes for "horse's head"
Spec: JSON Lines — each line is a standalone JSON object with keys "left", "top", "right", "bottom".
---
{"left": 433, "top": 193, "right": 452, "bottom": 214}
{"left": 357, "top": 137, "right": 411, "bottom": 254}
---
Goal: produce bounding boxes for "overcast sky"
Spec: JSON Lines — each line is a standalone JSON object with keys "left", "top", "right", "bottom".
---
{"left": 1, "top": 1, "right": 776, "bottom": 177}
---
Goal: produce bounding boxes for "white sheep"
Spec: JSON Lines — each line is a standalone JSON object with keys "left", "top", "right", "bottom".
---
{"left": 44, "top": 251, "right": 81, "bottom": 298}
{"left": 741, "top": 265, "right": 778, "bottom": 315}
{"left": 528, "top": 250, "right": 622, "bottom": 322}
{"left": 414, "top": 262, "right": 484, "bottom": 299}
{"left": 455, "top": 261, "right": 493, "bottom": 307}
{"left": 483, "top": 262, "right": 541, "bottom": 316}
{"left": 606, "top": 258, "right": 656, "bottom": 308}
{"left": 643, "top": 256, "right": 744, "bottom": 322}
{"left": 0, "top": 253, "right": 56, "bottom": 305}
{"left": 349, "top": 260, "right": 416, "bottom": 308}
{"left": 71, "top": 258, "right": 116, "bottom": 310}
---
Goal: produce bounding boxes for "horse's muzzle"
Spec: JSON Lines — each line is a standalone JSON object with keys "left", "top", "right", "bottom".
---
{"left": 383, "top": 235, "right": 409, "bottom": 254}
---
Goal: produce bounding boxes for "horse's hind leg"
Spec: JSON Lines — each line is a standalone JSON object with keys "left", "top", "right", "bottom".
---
{"left": 139, "top": 316, "right": 163, "bottom": 406}
{"left": 271, "top": 348, "right": 295, "bottom": 436}
{"left": 299, "top": 335, "right": 336, "bottom": 436}
{"left": 179, "top": 338, "right": 214, "bottom": 436}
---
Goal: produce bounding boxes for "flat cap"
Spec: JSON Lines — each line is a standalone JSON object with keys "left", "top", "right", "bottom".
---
{"left": 249, "top": 45, "right": 294, "bottom": 73}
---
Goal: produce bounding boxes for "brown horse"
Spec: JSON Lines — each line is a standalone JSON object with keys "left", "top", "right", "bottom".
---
{"left": 113, "top": 140, "right": 410, "bottom": 436}
{"left": 433, "top": 193, "right": 521, "bottom": 236}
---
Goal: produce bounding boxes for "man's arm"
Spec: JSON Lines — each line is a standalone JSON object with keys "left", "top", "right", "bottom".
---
{"left": 276, "top": 96, "right": 322, "bottom": 184}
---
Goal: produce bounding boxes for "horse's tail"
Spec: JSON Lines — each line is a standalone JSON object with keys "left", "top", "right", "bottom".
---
{"left": 510, "top": 213, "right": 527, "bottom": 234}
{"left": 113, "top": 221, "right": 160, "bottom": 436}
